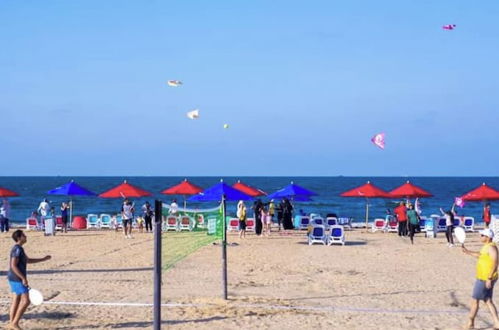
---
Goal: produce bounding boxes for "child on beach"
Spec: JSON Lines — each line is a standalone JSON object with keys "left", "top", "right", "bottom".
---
{"left": 237, "top": 201, "right": 247, "bottom": 239}
{"left": 261, "top": 206, "right": 271, "bottom": 236}
{"left": 440, "top": 203, "right": 456, "bottom": 247}
{"left": 7, "top": 230, "right": 51, "bottom": 330}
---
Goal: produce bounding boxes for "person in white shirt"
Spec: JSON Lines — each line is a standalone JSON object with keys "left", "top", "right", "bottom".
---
{"left": 169, "top": 200, "right": 178, "bottom": 215}
{"left": 37, "top": 199, "right": 50, "bottom": 218}
{"left": 0, "top": 199, "right": 10, "bottom": 232}
{"left": 121, "top": 199, "right": 135, "bottom": 239}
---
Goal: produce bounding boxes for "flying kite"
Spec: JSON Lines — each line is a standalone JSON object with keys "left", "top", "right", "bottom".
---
{"left": 186, "top": 109, "right": 199, "bottom": 120}
{"left": 371, "top": 133, "right": 385, "bottom": 150}
{"left": 223, "top": 124, "right": 229, "bottom": 129}
{"left": 455, "top": 197, "right": 465, "bottom": 208}
{"left": 167, "top": 80, "right": 183, "bottom": 87}
{"left": 442, "top": 24, "right": 456, "bottom": 30}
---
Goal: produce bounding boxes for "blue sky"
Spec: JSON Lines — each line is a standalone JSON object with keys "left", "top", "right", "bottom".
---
{"left": 1, "top": 0, "right": 498, "bottom": 176}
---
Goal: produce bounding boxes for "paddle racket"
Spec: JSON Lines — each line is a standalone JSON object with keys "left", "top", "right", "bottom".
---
{"left": 454, "top": 227, "right": 466, "bottom": 247}
{"left": 28, "top": 288, "right": 44, "bottom": 306}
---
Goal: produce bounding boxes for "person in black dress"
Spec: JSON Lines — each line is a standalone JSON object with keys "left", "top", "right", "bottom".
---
{"left": 282, "top": 198, "right": 294, "bottom": 230}
{"left": 253, "top": 199, "right": 264, "bottom": 235}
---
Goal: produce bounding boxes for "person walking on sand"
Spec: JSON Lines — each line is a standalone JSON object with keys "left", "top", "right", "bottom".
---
{"left": 462, "top": 228, "right": 499, "bottom": 329}
{"left": 440, "top": 203, "right": 456, "bottom": 247}
{"left": 483, "top": 204, "right": 492, "bottom": 229}
{"left": 237, "top": 200, "right": 247, "bottom": 239}
{"left": 7, "top": 229, "right": 51, "bottom": 330}
{"left": 37, "top": 199, "right": 50, "bottom": 220}
{"left": 406, "top": 203, "right": 420, "bottom": 244}
{"left": 122, "top": 199, "right": 135, "bottom": 239}
{"left": 282, "top": 198, "right": 294, "bottom": 230}
{"left": 60, "top": 202, "right": 70, "bottom": 233}
{"left": 142, "top": 201, "right": 154, "bottom": 233}
{"left": 394, "top": 202, "right": 407, "bottom": 237}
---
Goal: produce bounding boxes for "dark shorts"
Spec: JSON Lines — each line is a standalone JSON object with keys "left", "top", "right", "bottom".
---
{"left": 62, "top": 215, "right": 68, "bottom": 224}
{"left": 123, "top": 219, "right": 132, "bottom": 227}
{"left": 239, "top": 220, "right": 246, "bottom": 230}
{"left": 472, "top": 279, "right": 496, "bottom": 301}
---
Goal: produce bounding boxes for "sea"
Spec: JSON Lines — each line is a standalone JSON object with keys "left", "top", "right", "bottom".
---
{"left": 1, "top": 177, "right": 498, "bottom": 225}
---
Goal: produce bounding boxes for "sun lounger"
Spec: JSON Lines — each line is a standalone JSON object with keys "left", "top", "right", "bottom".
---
{"left": 327, "top": 225, "right": 345, "bottom": 246}
{"left": 419, "top": 216, "right": 427, "bottom": 232}
{"left": 386, "top": 215, "right": 398, "bottom": 233}
{"left": 437, "top": 218, "right": 447, "bottom": 232}
{"left": 113, "top": 215, "right": 123, "bottom": 230}
{"left": 298, "top": 216, "right": 311, "bottom": 230}
{"left": 228, "top": 218, "right": 240, "bottom": 232}
{"left": 337, "top": 217, "right": 353, "bottom": 230}
{"left": 424, "top": 217, "right": 436, "bottom": 238}
{"left": 26, "top": 217, "right": 40, "bottom": 230}
{"left": 179, "top": 215, "right": 194, "bottom": 231}
{"left": 311, "top": 217, "right": 324, "bottom": 226}
{"left": 164, "top": 215, "right": 179, "bottom": 231}
{"left": 371, "top": 218, "right": 386, "bottom": 233}
{"left": 86, "top": 214, "right": 100, "bottom": 229}
{"left": 326, "top": 217, "right": 338, "bottom": 227}
{"left": 196, "top": 214, "right": 205, "bottom": 228}
{"left": 55, "top": 216, "right": 63, "bottom": 231}
{"left": 308, "top": 225, "right": 326, "bottom": 245}
{"left": 453, "top": 216, "right": 462, "bottom": 227}
{"left": 99, "top": 214, "right": 112, "bottom": 229}
{"left": 463, "top": 217, "right": 474, "bottom": 232}
{"left": 246, "top": 218, "right": 255, "bottom": 231}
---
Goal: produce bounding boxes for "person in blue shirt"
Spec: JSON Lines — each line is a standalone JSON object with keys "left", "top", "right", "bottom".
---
{"left": 7, "top": 230, "right": 51, "bottom": 330}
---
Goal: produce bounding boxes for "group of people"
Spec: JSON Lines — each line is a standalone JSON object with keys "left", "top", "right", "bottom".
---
{"left": 120, "top": 199, "right": 155, "bottom": 238}
{"left": 236, "top": 198, "right": 295, "bottom": 238}
{"left": 392, "top": 200, "right": 422, "bottom": 244}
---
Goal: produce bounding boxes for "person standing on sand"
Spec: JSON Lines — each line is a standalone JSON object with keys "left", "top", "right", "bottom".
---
{"left": 268, "top": 199, "right": 275, "bottom": 225}
{"left": 440, "top": 203, "right": 456, "bottom": 247}
{"left": 169, "top": 199, "right": 178, "bottom": 216}
{"left": 282, "top": 198, "right": 294, "bottom": 230}
{"left": 483, "top": 204, "right": 492, "bottom": 229}
{"left": 406, "top": 203, "right": 419, "bottom": 244}
{"left": 237, "top": 200, "right": 247, "bottom": 239}
{"left": 122, "top": 199, "right": 134, "bottom": 239}
{"left": 276, "top": 200, "right": 283, "bottom": 231}
{"left": 37, "top": 199, "right": 50, "bottom": 220}
{"left": 60, "top": 202, "right": 70, "bottom": 233}
{"left": 7, "top": 230, "right": 51, "bottom": 330}
{"left": 142, "top": 201, "right": 154, "bottom": 233}
{"left": 462, "top": 228, "right": 499, "bottom": 329}
{"left": 394, "top": 202, "right": 407, "bottom": 237}
{"left": 253, "top": 199, "right": 263, "bottom": 236}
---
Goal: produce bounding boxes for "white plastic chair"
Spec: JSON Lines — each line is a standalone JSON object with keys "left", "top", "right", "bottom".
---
{"left": 164, "top": 215, "right": 179, "bottom": 231}
{"left": 228, "top": 218, "right": 240, "bottom": 232}
{"left": 308, "top": 225, "right": 326, "bottom": 245}
{"left": 298, "top": 216, "right": 311, "bottom": 230}
{"left": 99, "top": 214, "right": 112, "bottom": 229}
{"left": 196, "top": 214, "right": 205, "bottom": 228}
{"left": 26, "top": 217, "right": 40, "bottom": 230}
{"left": 327, "top": 225, "right": 345, "bottom": 246}
{"left": 337, "top": 217, "right": 353, "bottom": 230}
{"left": 371, "top": 218, "right": 386, "bottom": 233}
{"left": 246, "top": 218, "right": 255, "bottom": 231}
{"left": 463, "top": 217, "right": 474, "bottom": 232}
{"left": 386, "top": 215, "right": 398, "bottom": 233}
{"left": 326, "top": 217, "right": 338, "bottom": 227}
{"left": 86, "top": 214, "right": 100, "bottom": 229}
{"left": 179, "top": 215, "right": 194, "bottom": 231}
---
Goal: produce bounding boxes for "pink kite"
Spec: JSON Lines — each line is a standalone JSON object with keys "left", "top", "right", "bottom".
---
{"left": 455, "top": 197, "right": 465, "bottom": 208}
{"left": 371, "top": 133, "right": 385, "bottom": 150}
{"left": 442, "top": 24, "right": 456, "bottom": 30}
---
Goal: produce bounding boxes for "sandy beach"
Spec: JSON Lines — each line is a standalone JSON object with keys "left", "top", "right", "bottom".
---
{"left": 0, "top": 228, "right": 494, "bottom": 329}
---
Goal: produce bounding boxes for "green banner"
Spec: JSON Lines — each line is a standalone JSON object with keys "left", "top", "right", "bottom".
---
{"left": 162, "top": 203, "right": 223, "bottom": 237}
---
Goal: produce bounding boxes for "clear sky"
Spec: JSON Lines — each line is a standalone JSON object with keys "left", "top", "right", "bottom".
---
{"left": 1, "top": 0, "right": 498, "bottom": 176}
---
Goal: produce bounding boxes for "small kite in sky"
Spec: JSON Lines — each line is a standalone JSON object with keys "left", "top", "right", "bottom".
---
{"left": 442, "top": 24, "right": 456, "bottom": 30}
{"left": 186, "top": 109, "right": 199, "bottom": 120}
{"left": 371, "top": 133, "right": 385, "bottom": 150}
{"left": 223, "top": 124, "right": 229, "bottom": 129}
{"left": 455, "top": 197, "right": 465, "bottom": 208}
{"left": 167, "top": 80, "right": 182, "bottom": 87}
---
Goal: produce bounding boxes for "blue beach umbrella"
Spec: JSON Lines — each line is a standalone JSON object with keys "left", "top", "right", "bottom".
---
{"left": 48, "top": 180, "right": 96, "bottom": 223}
{"left": 189, "top": 180, "right": 252, "bottom": 300}
{"left": 267, "top": 182, "right": 318, "bottom": 199}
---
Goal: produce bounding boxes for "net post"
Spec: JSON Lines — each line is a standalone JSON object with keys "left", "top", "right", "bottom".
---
{"left": 153, "top": 200, "right": 162, "bottom": 330}
{"left": 222, "top": 195, "right": 228, "bottom": 300}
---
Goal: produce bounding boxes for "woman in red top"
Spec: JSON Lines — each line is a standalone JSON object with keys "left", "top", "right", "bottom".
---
{"left": 394, "top": 202, "right": 407, "bottom": 237}
{"left": 483, "top": 204, "right": 492, "bottom": 228}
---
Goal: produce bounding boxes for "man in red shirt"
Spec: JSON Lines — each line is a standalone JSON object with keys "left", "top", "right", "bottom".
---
{"left": 394, "top": 202, "right": 408, "bottom": 237}
{"left": 483, "top": 204, "right": 492, "bottom": 228}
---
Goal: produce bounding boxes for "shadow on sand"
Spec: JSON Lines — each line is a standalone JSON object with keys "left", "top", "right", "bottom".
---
{"left": 54, "top": 316, "right": 227, "bottom": 329}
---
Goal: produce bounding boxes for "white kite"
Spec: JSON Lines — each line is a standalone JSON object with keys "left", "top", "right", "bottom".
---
{"left": 167, "top": 80, "right": 182, "bottom": 87}
{"left": 371, "top": 133, "right": 385, "bottom": 149}
{"left": 223, "top": 124, "right": 229, "bottom": 129}
{"left": 186, "top": 109, "right": 199, "bottom": 120}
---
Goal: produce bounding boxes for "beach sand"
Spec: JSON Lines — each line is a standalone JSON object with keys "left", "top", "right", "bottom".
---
{"left": 0, "top": 228, "right": 493, "bottom": 329}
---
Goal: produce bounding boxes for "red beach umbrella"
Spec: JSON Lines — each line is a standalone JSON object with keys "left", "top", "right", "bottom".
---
{"left": 161, "top": 179, "right": 203, "bottom": 209}
{"left": 232, "top": 180, "right": 266, "bottom": 197}
{"left": 460, "top": 183, "right": 499, "bottom": 202}
{"left": 0, "top": 187, "right": 19, "bottom": 197}
{"left": 99, "top": 180, "right": 152, "bottom": 198}
{"left": 340, "top": 181, "right": 392, "bottom": 229}
{"left": 389, "top": 181, "right": 433, "bottom": 199}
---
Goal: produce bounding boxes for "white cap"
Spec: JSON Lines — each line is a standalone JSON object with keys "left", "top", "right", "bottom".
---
{"left": 479, "top": 228, "right": 494, "bottom": 239}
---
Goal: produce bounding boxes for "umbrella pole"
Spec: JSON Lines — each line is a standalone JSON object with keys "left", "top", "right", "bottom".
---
{"left": 222, "top": 195, "right": 228, "bottom": 300}
{"left": 70, "top": 197, "right": 73, "bottom": 228}
{"left": 365, "top": 198, "right": 369, "bottom": 231}
{"left": 184, "top": 195, "right": 187, "bottom": 212}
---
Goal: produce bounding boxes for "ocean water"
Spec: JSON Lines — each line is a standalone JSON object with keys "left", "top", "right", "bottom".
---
{"left": 0, "top": 177, "right": 498, "bottom": 225}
